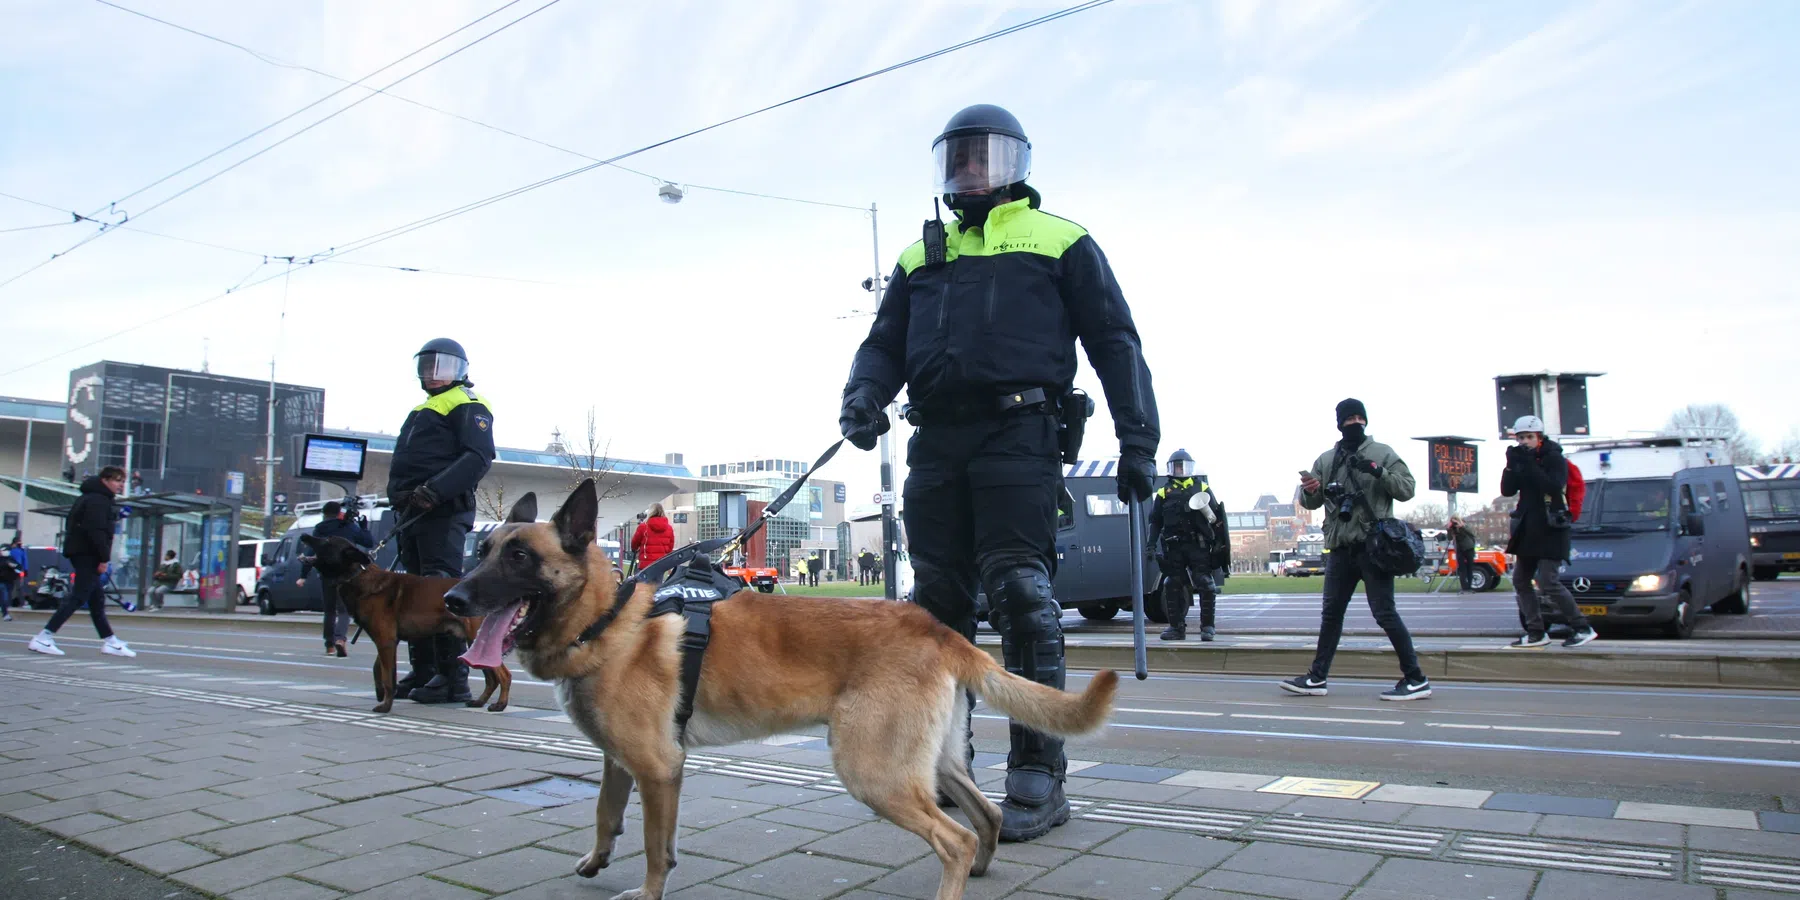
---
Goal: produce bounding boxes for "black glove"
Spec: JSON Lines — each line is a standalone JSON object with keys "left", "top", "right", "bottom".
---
{"left": 1359, "top": 459, "right": 1385, "bottom": 481}
{"left": 1505, "top": 444, "right": 1529, "bottom": 469}
{"left": 409, "top": 484, "right": 440, "bottom": 512}
{"left": 838, "top": 395, "right": 890, "bottom": 452}
{"left": 1117, "top": 448, "right": 1156, "bottom": 504}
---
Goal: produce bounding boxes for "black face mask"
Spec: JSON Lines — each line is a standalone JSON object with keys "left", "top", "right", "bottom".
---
{"left": 945, "top": 190, "right": 1004, "bottom": 229}
{"left": 1338, "top": 423, "right": 1366, "bottom": 446}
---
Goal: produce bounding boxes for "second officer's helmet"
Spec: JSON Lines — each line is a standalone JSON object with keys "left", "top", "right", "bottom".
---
{"left": 415, "top": 338, "right": 469, "bottom": 386}
{"left": 933, "top": 104, "right": 1032, "bottom": 199}
{"left": 1167, "top": 448, "right": 1195, "bottom": 479}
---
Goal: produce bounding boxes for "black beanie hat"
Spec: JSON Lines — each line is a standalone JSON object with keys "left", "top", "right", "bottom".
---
{"left": 1336, "top": 398, "right": 1368, "bottom": 426}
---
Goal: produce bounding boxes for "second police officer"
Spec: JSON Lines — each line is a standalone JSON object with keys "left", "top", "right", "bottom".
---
{"left": 387, "top": 338, "right": 496, "bottom": 705}
{"left": 1148, "top": 449, "right": 1229, "bottom": 642}
{"left": 839, "top": 104, "right": 1160, "bottom": 841}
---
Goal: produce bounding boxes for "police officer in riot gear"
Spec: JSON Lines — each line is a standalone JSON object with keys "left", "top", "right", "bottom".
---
{"left": 1148, "top": 450, "right": 1229, "bottom": 641}
{"left": 840, "top": 104, "right": 1160, "bottom": 841}
{"left": 388, "top": 338, "right": 496, "bottom": 704}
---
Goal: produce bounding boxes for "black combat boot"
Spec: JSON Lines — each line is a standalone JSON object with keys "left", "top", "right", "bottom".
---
{"left": 393, "top": 640, "right": 437, "bottom": 700}
{"left": 989, "top": 565, "right": 1070, "bottom": 842}
{"left": 410, "top": 634, "right": 473, "bottom": 704}
{"left": 1159, "top": 578, "right": 1190, "bottom": 641}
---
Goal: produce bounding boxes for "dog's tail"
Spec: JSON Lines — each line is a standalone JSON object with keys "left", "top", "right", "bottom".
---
{"left": 950, "top": 639, "right": 1118, "bottom": 737}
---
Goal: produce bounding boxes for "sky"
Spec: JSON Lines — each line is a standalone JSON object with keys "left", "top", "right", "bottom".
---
{"left": 2, "top": 0, "right": 1797, "bottom": 515}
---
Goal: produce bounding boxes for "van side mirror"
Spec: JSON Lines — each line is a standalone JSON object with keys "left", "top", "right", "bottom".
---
{"left": 1682, "top": 514, "right": 1705, "bottom": 537}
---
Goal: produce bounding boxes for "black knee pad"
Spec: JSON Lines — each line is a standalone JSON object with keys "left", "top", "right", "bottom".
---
{"left": 985, "top": 564, "right": 1063, "bottom": 688}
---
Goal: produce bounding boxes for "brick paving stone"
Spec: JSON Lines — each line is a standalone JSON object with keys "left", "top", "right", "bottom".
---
{"left": 1274, "top": 797, "right": 1415, "bottom": 823}
{"left": 1072, "top": 779, "right": 1203, "bottom": 803}
{"left": 304, "top": 773, "right": 432, "bottom": 802}
{"left": 1221, "top": 841, "right": 1381, "bottom": 886}
{"left": 510, "top": 799, "right": 606, "bottom": 828}
{"left": 800, "top": 820, "right": 935, "bottom": 867}
{"left": 665, "top": 885, "right": 785, "bottom": 900}
{"left": 210, "top": 772, "right": 337, "bottom": 799}
{"left": 1353, "top": 858, "right": 1536, "bottom": 900}
{"left": 1760, "top": 811, "right": 1800, "bottom": 834}
{"left": 447, "top": 769, "right": 554, "bottom": 792}
{"left": 1688, "top": 825, "right": 1800, "bottom": 858}
{"left": 293, "top": 844, "right": 468, "bottom": 893}
{"left": 717, "top": 851, "right": 891, "bottom": 900}
{"left": 665, "top": 795, "right": 776, "bottom": 829}
{"left": 1397, "top": 805, "right": 1542, "bottom": 835}
{"left": 104, "top": 788, "right": 240, "bottom": 822}
{"left": 30, "top": 770, "right": 154, "bottom": 800}
{"left": 391, "top": 786, "right": 482, "bottom": 807}
{"left": 0, "top": 791, "right": 49, "bottom": 814}
{"left": 299, "top": 815, "right": 451, "bottom": 855}
{"left": 412, "top": 796, "right": 540, "bottom": 826}
{"left": 1533, "top": 813, "right": 1685, "bottom": 847}
{"left": 1025, "top": 854, "right": 1201, "bottom": 899}
{"left": 301, "top": 794, "right": 437, "bottom": 828}
{"left": 1530, "top": 870, "right": 1717, "bottom": 900}
{"left": 0, "top": 771, "right": 67, "bottom": 795}
{"left": 1092, "top": 829, "right": 1244, "bottom": 869}
{"left": 8, "top": 789, "right": 140, "bottom": 823}
{"left": 1483, "top": 792, "right": 1618, "bottom": 818}
{"left": 40, "top": 811, "right": 126, "bottom": 836}
{"left": 490, "top": 853, "right": 741, "bottom": 899}
{"left": 435, "top": 846, "right": 583, "bottom": 892}
{"left": 225, "top": 877, "right": 345, "bottom": 900}
{"left": 1192, "top": 869, "right": 1351, "bottom": 900}
{"left": 990, "top": 838, "right": 1079, "bottom": 870}
{"left": 348, "top": 875, "right": 487, "bottom": 899}
{"left": 752, "top": 806, "right": 869, "bottom": 834}
{"left": 1031, "top": 817, "right": 1128, "bottom": 851}
{"left": 679, "top": 816, "right": 830, "bottom": 864}
{"left": 201, "top": 789, "right": 337, "bottom": 824}
{"left": 79, "top": 810, "right": 230, "bottom": 853}
{"left": 174, "top": 844, "right": 340, "bottom": 895}
{"left": 118, "top": 839, "right": 222, "bottom": 874}
{"left": 433, "top": 816, "right": 569, "bottom": 857}
{"left": 189, "top": 815, "right": 339, "bottom": 855}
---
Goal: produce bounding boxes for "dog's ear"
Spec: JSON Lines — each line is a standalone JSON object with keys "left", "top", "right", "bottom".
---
{"left": 347, "top": 542, "right": 371, "bottom": 565}
{"left": 300, "top": 534, "right": 320, "bottom": 549}
{"left": 507, "top": 492, "right": 538, "bottom": 524}
{"left": 552, "top": 480, "right": 598, "bottom": 557}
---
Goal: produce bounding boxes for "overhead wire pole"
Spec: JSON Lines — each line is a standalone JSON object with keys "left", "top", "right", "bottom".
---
{"left": 869, "top": 202, "right": 900, "bottom": 600}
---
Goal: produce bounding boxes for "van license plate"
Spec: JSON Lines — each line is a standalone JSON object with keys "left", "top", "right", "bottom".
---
{"left": 1578, "top": 605, "right": 1607, "bottom": 616}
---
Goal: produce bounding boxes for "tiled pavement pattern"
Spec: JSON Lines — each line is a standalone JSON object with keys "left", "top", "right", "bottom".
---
{"left": 3, "top": 662, "right": 1799, "bottom": 899}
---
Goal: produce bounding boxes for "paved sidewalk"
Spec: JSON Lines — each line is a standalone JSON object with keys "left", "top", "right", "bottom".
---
{"left": 4, "top": 664, "right": 1799, "bottom": 899}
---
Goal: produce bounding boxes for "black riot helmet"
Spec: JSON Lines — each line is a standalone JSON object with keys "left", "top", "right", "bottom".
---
{"left": 1166, "top": 448, "right": 1196, "bottom": 479}
{"left": 414, "top": 337, "right": 469, "bottom": 389}
{"left": 933, "top": 104, "right": 1032, "bottom": 210}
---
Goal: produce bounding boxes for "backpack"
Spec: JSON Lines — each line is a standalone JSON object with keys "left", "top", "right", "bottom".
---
{"left": 1564, "top": 460, "right": 1586, "bottom": 521}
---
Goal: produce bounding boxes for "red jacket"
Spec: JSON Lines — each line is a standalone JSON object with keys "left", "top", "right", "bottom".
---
{"left": 631, "top": 516, "right": 675, "bottom": 566}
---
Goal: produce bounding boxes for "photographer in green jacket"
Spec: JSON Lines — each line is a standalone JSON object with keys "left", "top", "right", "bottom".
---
{"left": 1281, "top": 398, "right": 1432, "bottom": 701}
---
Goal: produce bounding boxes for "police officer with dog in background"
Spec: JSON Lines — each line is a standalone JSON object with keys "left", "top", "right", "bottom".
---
{"left": 1148, "top": 449, "right": 1229, "bottom": 642}
{"left": 839, "top": 103, "right": 1160, "bottom": 841}
{"left": 387, "top": 338, "right": 496, "bottom": 704}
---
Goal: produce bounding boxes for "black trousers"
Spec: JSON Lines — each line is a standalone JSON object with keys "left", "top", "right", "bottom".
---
{"left": 1456, "top": 548, "right": 1475, "bottom": 590}
{"left": 397, "top": 511, "right": 473, "bottom": 677}
{"left": 1161, "top": 545, "right": 1217, "bottom": 628}
{"left": 1307, "top": 542, "right": 1425, "bottom": 684}
{"left": 903, "top": 412, "right": 1065, "bottom": 772}
{"left": 320, "top": 575, "right": 349, "bottom": 646}
{"left": 47, "top": 559, "right": 114, "bottom": 639}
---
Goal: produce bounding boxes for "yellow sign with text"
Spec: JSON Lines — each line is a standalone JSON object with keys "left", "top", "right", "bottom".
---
{"left": 1256, "top": 776, "right": 1380, "bottom": 800}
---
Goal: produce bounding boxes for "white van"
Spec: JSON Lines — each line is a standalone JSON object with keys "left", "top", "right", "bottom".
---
{"left": 237, "top": 539, "right": 280, "bottom": 605}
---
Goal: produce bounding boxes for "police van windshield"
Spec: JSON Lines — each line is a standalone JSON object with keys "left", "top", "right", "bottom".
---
{"left": 1576, "top": 478, "right": 1671, "bottom": 532}
{"left": 1744, "top": 484, "right": 1800, "bottom": 519}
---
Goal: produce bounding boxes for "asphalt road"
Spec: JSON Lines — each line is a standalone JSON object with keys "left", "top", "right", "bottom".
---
{"left": 1063, "top": 575, "right": 1800, "bottom": 638}
{"left": 5, "top": 614, "right": 1799, "bottom": 812}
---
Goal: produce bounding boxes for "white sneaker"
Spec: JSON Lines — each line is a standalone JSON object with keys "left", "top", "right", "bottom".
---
{"left": 102, "top": 637, "right": 136, "bottom": 658}
{"left": 28, "top": 633, "right": 64, "bottom": 656}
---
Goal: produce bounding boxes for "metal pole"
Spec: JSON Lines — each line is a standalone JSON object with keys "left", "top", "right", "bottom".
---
{"left": 263, "top": 360, "right": 277, "bottom": 538}
{"left": 1127, "top": 495, "right": 1148, "bottom": 680}
{"left": 124, "top": 434, "right": 134, "bottom": 490}
{"left": 871, "top": 202, "right": 900, "bottom": 601}
{"left": 18, "top": 418, "right": 32, "bottom": 528}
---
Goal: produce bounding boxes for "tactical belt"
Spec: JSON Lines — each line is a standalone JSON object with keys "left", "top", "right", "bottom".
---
{"left": 902, "top": 386, "right": 1058, "bottom": 426}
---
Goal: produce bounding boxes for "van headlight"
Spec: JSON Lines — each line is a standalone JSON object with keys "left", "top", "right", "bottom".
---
{"left": 1628, "top": 573, "right": 1667, "bottom": 593}
{"left": 1751, "top": 535, "right": 1761, "bottom": 548}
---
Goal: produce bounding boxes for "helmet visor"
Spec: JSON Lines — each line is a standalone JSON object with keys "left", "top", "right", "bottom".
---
{"left": 1168, "top": 459, "right": 1193, "bottom": 478}
{"left": 416, "top": 352, "right": 468, "bottom": 383}
{"left": 933, "top": 133, "right": 1030, "bottom": 195}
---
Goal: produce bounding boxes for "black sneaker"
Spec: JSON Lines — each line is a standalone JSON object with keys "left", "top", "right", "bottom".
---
{"left": 1279, "top": 675, "right": 1328, "bottom": 696}
{"left": 1508, "top": 633, "right": 1551, "bottom": 649}
{"left": 1562, "top": 629, "right": 1598, "bottom": 648}
{"left": 1381, "top": 679, "right": 1432, "bottom": 701}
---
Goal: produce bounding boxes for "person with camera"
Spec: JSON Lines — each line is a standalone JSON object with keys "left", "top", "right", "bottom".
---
{"left": 1446, "top": 516, "right": 1478, "bottom": 593}
{"left": 839, "top": 104, "right": 1160, "bottom": 841}
{"left": 1282, "top": 399, "right": 1429, "bottom": 700}
{"left": 1148, "top": 449, "right": 1229, "bottom": 641}
{"left": 1502, "top": 416, "right": 1596, "bottom": 648}
{"left": 387, "top": 338, "right": 496, "bottom": 703}
{"left": 298, "top": 501, "right": 375, "bottom": 657}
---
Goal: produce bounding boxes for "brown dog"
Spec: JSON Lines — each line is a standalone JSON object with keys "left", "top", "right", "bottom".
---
{"left": 444, "top": 480, "right": 1119, "bottom": 900}
{"left": 299, "top": 534, "right": 511, "bottom": 714}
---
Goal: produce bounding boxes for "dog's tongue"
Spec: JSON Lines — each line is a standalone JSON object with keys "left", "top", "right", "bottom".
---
{"left": 460, "top": 601, "right": 523, "bottom": 670}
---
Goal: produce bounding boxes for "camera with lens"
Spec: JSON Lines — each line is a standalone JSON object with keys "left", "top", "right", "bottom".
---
{"left": 1323, "top": 482, "right": 1361, "bottom": 522}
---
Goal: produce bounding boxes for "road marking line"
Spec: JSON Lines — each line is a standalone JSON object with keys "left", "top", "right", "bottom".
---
{"left": 1667, "top": 733, "right": 1800, "bottom": 746}
{"left": 1234, "top": 713, "right": 1404, "bottom": 726}
{"left": 1427, "top": 723, "right": 1621, "bottom": 736}
{"left": 1116, "top": 707, "right": 1224, "bottom": 717}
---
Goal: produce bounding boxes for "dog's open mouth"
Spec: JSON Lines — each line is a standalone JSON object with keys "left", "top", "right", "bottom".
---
{"left": 460, "top": 600, "right": 530, "bottom": 670}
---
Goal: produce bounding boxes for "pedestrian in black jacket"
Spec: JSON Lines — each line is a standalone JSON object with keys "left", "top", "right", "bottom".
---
{"left": 1446, "top": 517, "right": 1478, "bottom": 593}
{"left": 298, "top": 501, "right": 375, "bottom": 657}
{"left": 1502, "top": 416, "right": 1596, "bottom": 648}
{"left": 30, "top": 467, "right": 135, "bottom": 658}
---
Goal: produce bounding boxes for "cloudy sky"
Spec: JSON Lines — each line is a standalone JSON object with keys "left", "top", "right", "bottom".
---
{"left": 2, "top": 0, "right": 1796, "bottom": 513}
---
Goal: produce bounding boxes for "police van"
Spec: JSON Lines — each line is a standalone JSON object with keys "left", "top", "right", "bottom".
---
{"left": 1036, "top": 459, "right": 1166, "bottom": 623}
{"left": 1545, "top": 437, "right": 1752, "bottom": 638}
{"left": 1737, "top": 463, "right": 1800, "bottom": 580}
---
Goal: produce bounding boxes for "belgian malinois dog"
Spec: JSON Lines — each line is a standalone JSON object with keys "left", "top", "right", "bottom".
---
{"left": 444, "top": 479, "right": 1119, "bottom": 900}
{"left": 298, "top": 534, "right": 512, "bottom": 714}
